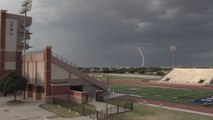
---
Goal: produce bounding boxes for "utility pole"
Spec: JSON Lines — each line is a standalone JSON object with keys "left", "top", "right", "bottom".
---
{"left": 106, "top": 75, "right": 109, "bottom": 116}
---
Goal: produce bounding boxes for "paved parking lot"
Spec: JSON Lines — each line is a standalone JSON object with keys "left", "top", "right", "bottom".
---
{"left": 0, "top": 95, "right": 92, "bottom": 120}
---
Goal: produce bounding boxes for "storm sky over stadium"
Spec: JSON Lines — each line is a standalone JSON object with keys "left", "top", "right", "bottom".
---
{"left": 1, "top": 0, "right": 213, "bottom": 67}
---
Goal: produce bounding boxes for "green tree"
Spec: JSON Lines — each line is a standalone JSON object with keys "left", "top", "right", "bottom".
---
{"left": 137, "top": 67, "right": 146, "bottom": 74}
{"left": 0, "top": 71, "right": 27, "bottom": 101}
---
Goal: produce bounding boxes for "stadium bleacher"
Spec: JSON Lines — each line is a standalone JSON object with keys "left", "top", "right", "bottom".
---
{"left": 160, "top": 68, "right": 213, "bottom": 85}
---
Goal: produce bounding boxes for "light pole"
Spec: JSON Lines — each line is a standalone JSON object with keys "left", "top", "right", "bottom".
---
{"left": 20, "top": 0, "right": 32, "bottom": 99}
{"left": 106, "top": 75, "right": 109, "bottom": 116}
{"left": 170, "top": 45, "right": 176, "bottom": 68}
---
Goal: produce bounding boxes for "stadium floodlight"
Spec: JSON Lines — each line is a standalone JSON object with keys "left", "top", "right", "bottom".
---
{"left": 138, "top": 47, "right": 145, "bottom": 67}
{"left": 170, "top": 45, "right": 176, "bottom": 68}
{"left": 20, "top": 0, "right": 32, "bottom": 99}
{"left": 22, "top": 0, "right": 32, "bottom": 7}
{"left": 20, "top": 0, "right": 32, "bottom": 75}
{"left": 20, "top": 4, "right": 32, "bottom": 14}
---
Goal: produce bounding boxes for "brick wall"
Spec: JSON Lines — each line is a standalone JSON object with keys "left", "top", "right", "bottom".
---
{"left": 70, "top": 90, "right": 87, "bottom": 104}
{"left": 0, "top": 10, "right": 6, "bottom": 79}
{"left": 44, "top": 46, "right": 52, "bottom": 103}
{"left": 52, "top": 86, "right": 70, "bottom": 96}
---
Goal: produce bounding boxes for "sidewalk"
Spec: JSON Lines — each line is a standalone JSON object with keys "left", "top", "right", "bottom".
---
{"left": 90, "top": 101, "right": 126, "bottom": 115}
{"left": 0, "top": 95, "right": 93, "bottom": 120}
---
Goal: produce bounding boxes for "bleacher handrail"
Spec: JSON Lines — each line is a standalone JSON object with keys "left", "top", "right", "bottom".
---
{"left": 51, "top": 52, "right": 79, "bottom": 68}
{"left": 23, "top": 50, "right": 44, "bottom": 55}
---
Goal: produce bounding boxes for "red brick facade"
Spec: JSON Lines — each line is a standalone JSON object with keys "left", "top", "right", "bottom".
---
{"left": 0, "top": 10, "right": 25, "bottom": 79}
{"left": 0, "top": 10, "right": 6, "bottom": 78}
{"left": 52, "top": 86, "right": 70, "bottom": 96}
{"left": 70, "top": 90, "right": 87, "bottom": 104}
{"left": 44, "top": 46, "right": 52, "bottom": 102}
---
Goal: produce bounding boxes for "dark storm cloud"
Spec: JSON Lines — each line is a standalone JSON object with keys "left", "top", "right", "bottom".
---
{"left": 2, "top": 0, "right": 213, "bottom": 67}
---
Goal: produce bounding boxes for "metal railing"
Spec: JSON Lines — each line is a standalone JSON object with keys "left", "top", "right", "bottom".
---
{"left": 51, "top": 52, "right": 79, "bottom": 68}
{"left": 23, "top": 50, "right": 44, "bottom": 55}
{"left": 22, "top": 50, "right": 79, "bottom": 68}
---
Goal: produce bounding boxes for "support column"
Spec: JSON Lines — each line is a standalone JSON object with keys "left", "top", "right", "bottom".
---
{"left": 44, "top": 46, "right": 52, "bottom": 103}
{"left": 16, "top": 51, "right": 22, "bottom": 74}
{"left": 0, "top": 10, "right": 6, "bottom": 78}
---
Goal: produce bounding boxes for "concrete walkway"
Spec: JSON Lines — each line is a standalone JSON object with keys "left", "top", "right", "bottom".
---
{"left": 90, "top": 101, "right": 127, "bottom": 116}
{"left": 90, "top": 101, "right": 114, "bottom": 111}
{"left": 0, "top": 95, "right": 92, "bottom": 120}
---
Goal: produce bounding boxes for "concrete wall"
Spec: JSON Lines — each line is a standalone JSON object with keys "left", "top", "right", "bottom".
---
{"left": 24, "top": 61, "right": 45, "bottom": 86}
{"left": 4, "top": 19, "right": 17, "bottom": 71}
{"left": 37, "top": 62, "right": 45, "bottom": 85}
{"left": 84, "top": 85, "right": 97, "bottom": 94}
{"left": 51, "top": 63, "right": 69, "bottom": 80}
{"left": 71, "top": 73, "right": 80, "bottom": 79}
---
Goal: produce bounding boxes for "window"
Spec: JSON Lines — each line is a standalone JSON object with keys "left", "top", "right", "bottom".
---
{"left": 9, "top": 21, "right": 14, "bottom": 36}
{"left": 10, "top": 21, "right": 13, "bottom": 27}
{"left": 10, "top": 28, "right": 13, "bottom": 31}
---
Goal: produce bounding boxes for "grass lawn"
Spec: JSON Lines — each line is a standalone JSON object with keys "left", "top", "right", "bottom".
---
{"left": 106, "top": 103, "right": 213, "bottom": 120}
{"left": 61, "top": 102, "right": 96, "bottom": 111}
{"left": 110, "top": 84, "right": 213, "bottom": 107}
{"left": 39, "top": 103, "right": 96, "bottom": 118}
{"left": 39, "top": 104, "right": 81, "bottom": 118}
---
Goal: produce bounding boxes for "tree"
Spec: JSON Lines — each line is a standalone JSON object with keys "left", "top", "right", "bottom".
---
{"left": 102, "top": 67, "right": 111, "bottom": 73}
{"left": 0, "top": 71, "right": 27, "bottom": 101}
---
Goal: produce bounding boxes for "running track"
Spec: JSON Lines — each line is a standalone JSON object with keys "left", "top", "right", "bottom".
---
{"left": 109, "top": 80, "right": 213, "bottom": 91}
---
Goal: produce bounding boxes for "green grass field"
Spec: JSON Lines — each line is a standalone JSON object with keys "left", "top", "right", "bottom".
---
{"left": 106, "top": 103, "right": 213, "bottom": 120}
{"left": 39, "top": 104, "right": 81, "bottom": 118}
{"left": 40, "top": 103, "right": 213, "bottom": 120}
{"left": 110, "top": 84, "right": 213, "bottom": 107}
{"left": 39, "top": 103, "right": 96, "bottom": 118}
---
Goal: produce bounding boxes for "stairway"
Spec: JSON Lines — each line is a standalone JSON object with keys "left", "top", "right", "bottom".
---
{"left": 51, "top": 54, "right": 107, "bottom": 90}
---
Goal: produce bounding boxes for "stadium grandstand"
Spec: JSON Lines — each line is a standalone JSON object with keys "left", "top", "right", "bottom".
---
{"left": 160, "top": 68, "right": 213, "bottom": 85}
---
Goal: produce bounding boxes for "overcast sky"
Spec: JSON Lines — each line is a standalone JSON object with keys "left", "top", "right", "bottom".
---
{"left": 1, "top": 0, "right": 213, "bottom": 67}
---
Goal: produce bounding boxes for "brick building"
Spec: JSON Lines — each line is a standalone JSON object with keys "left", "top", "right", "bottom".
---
{"left": 0, "top": 10, "right": 106, "bottom": 103}
{"left": 0, "top": 10, "right": 31, "bottom": 78}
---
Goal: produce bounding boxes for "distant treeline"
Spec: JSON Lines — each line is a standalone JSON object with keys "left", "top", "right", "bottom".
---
{"left": 78, "top": 67, "right": 171, "bottom": 75}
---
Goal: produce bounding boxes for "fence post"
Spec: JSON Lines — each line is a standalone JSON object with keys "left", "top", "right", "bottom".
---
{"left": 131, "top": 103, "right": 133, "bottom": 110}
{"left": 83, "top": 106, "right": 85, "bottom": 115}
{"left": 96, "top": 111, "right": 98, "bottom": 120}
{"left": 117, "top": 105, "right": 119, "bottom": 113}
{"left": 124, "top": 104, "right": 126, "bottom": 113}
